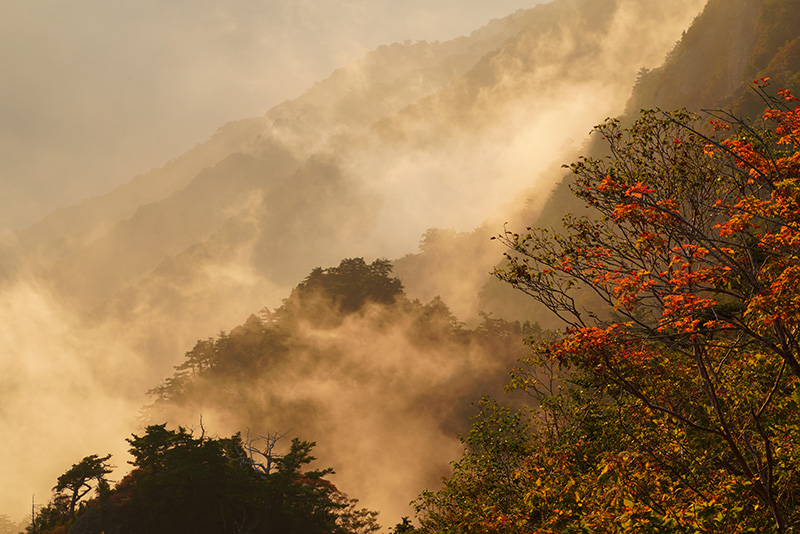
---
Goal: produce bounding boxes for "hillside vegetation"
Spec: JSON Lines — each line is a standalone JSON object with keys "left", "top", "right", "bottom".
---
{"left": 11, "top": 0, "right": 800, "bottom": 532}
{"left": 418, "top": 83, "right": 800, "bottom": 532}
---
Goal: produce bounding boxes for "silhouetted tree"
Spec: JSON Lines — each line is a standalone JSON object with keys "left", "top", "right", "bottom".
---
{"left": 54, "top": 454, "right": 113, "bottom": 517}
{"left": 31, "top": 425, "right": 379, "bottom": 534}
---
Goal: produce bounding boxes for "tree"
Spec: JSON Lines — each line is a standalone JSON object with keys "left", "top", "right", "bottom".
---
{"left": 414, "top": 398, "right": 534, "bottom": 533}
{"left": 262, "top": 438, "right": 350, "bottom": 534}
{"left": 287, "top": 258, "right": 404, "bottom": 318}
{"left": 25, "top": 455, "right": 113, "bottom": 534}
{"left": 492, "top": 82, "right": 800, "bottom": 532}
{"left": 391, "top": 517, "right": 416, "bottom": 533}
{"left": 235, "top": 429, "right": 289, "bottom": 477}
{"left": 53, "top": 454, "right": 113, "bottom": 518}
{"left": 30, "top": 425, "right": 380, "bottom": 534}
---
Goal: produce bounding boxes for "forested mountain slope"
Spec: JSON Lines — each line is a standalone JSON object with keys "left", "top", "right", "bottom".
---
{"left": 420, "top": 56, "right": 800, "bottom": 534}
{"left": 137, "top": 258, "right": 534, "bottom": 524}
{"left": 14, "top": 0, "right": 702, "bottom": 337}
{"left": 409, "top": 0, "right": 800, "bottom": 528}
{"left": 627, "top": 0, "right": 800, "bottom": 115}
{"left": 476, "top": 0, "right": 800, "bottom": 325}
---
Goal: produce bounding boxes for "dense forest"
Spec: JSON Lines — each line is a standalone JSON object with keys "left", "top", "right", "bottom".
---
{"left": 27, "top": 426, "right": 380, "bottom": 534}
{"left": 142, "top": 257, "right": 535, "bottom": 443}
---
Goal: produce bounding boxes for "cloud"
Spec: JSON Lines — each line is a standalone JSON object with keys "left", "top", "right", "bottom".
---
{"left": 0, "top": 277, "right": 148, "bottom": 519}
{"left": 0, "top": 0, "right": 546, "bottom": 230}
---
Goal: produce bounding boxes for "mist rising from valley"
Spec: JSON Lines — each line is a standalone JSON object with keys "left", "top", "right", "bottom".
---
{"left": 0, "top": 0, "right": 707, "bottom": 526}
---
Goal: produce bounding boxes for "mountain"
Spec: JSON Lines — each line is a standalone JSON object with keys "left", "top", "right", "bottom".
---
{"left": 13, "top": 0, "right": 790, "bottom": 524}
{"left": 626, "top": 0, "right": 800, "bottom": 115}
{"left": 11, "top": 0, "right": 703, "bottom": 363}
{"left": 139, "top": 258, "right": 534, "bottom": 524}
{"left": 477, "top": 0, "right": 800, "bottom": 326}
{"left": 121, "top": 0, "right": 800, "bottom": 527}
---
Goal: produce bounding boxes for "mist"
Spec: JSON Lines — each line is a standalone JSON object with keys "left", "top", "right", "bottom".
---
{"left": 0, "top": 0, "right": 539, "bottom": 231}
{"left": 141, "top": 289, "right": 533, "bottom": 522}
{"left": 0, "top": 277, "right": 147, "bottom": 520}
{"left": 0, "top": 0, "right": 708, "bottom": 527}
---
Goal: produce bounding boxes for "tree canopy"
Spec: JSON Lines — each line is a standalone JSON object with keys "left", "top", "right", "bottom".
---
{"left": 143, "top": 257, "right": 533, "bottom": 441}
{"left": 413, "top": 83, "right": 800, "bottom": 532}
{"left": 54, "top": 454, "right": 113, "bottom": 518}
{"left": 284, "top": 258, "right": 404, "bottom": 319}
{"left": 31, "top": 426, "right": 379, "bottom": 534}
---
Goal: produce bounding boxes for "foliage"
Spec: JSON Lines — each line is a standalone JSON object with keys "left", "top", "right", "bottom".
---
{"left": 143, "top": 258, "right": 534, "bottom": 439}
{"left": 54, "top": 454, "right": 113, "bottom": 518}
{"left": 31, "top": 425, "right": 379, "bottom": 534}
{"left": 417, "top": 85, "right": 800, "bottom": 533}
{"left": 414, "top": 399, "right": 535, "bottom": 534}
{"left": 283, "top": 257, "right": 404, "bottom": 321}
{"left": 391, "top": 517, "right": 417, "bottom": 533}
{"left": 26, "top": 455, "right": 113, "bottom": 533}
{"left": 146, "top": 257, "right": 410, "bottom": 408}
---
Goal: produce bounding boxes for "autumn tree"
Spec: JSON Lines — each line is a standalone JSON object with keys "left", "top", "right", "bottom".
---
{"left": 491, "top": 81, "right": 800, "bottom": 532}
{"left": 414, "top": 399, "right": 534, "bottom": 533}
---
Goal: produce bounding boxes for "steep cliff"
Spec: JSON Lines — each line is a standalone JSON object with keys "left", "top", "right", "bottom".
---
{"left": 627, "top": 0, "right": 800, "bottom": 115}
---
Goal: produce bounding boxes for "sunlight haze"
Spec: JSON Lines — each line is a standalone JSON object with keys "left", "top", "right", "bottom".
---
{"left": 0, "top": 0, "right": 541, "bottom": 229}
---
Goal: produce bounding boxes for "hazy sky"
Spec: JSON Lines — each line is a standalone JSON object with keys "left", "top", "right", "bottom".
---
{"left": 0, "top": 0, "right": 544, "bottom": 230}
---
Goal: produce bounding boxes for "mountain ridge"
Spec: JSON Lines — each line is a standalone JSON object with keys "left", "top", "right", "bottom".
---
{"left": 626, "top": 0, "right": 800, "bottom": 115}
{"left": 14, "top": 0, "right": 705, "bottom": 334}
{"left": 477, "top": 0, "right": 800, "bottom": 325}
